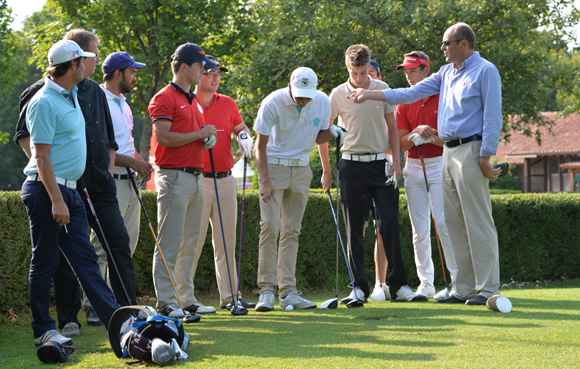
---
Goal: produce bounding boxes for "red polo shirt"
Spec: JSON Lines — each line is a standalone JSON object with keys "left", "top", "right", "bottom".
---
{"left": 196, "top": 93, "right": 243, "bottom": 173}
{"left": 397, "top": 93, "right": 443, "bottom": 159}
{"left": 148, "top": 83, "right": 205, "bottom": 168}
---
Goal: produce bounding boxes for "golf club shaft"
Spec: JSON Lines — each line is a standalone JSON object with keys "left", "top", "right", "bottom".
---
{"left": 335, "top": 137, "right": 339, "bottom": 298}
{"left": 79, "top": 178, "right": 133, "bottom": 305}
{"left": 327, "top": 191, "right": 356, "bottom": 289}
{"left": 417, "top": 146, "right": 448, "bottom": 286}
{"left": 236, "top": 157, "right": 247, "bottom": 300}
{"left": 126, "top": 168, "right": 186, "bottom": 311}
{"left": 208, "top": 148, "right": 237, "bottom": 306}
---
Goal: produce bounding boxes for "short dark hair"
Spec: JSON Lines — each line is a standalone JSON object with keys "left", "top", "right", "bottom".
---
{"left": 46, "top": 57, "right": 83, "bottom": 79}
{"left": 63, "top": 29, "right": 100, "bottom": 51}
{"left": 455, "top": 23, "right": 476, "bottom": 49}
{"left": 345, "top": 44, "right": 370, "bottom": 68}
{"left": 405, "top": 51, "right": 430, "bottom": 71}
{"left": 171, "top": 57, "right": 195, "bottom": 74}
{"left": 103, "top": 67, "right": 128, "bottom": 82}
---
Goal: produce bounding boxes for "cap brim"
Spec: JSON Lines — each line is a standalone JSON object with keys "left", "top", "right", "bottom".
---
{"left": 81, "top": 51, "right": 96, "bottom": 58}
{"left": 205, "top": 66, "right": 228, "bottom": 73}
{"left": 131, "top": 61, "right": 146, "bottom": 69}
{"left": 396, "top": 61, "right": 423, "bottom": 70}
{"left": 292, "top": 87, "right": 316, "bottom": 99}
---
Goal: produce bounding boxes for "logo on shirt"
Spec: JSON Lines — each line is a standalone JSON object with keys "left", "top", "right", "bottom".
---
{"left": 181, "top": 105, "right": 186, "bottom": 108}
{"left": 312, "top": 117, "right": 321, "bottom": 127}
{"left": 197, "top": 103, "right": 203, "bottom": 114}
{"left": 434, "top": 111, "right": 438, "bottom": 114}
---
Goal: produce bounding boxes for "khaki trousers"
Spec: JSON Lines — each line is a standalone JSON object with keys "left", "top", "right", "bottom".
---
{"left": 153, "top": 169, "right": 204, "bottom": 308}
{"left": 257, "top": 164, "right": 312, "bottom": 297}
{"left": 441, "top": 141, "right": 500, "bottom": 300}
{"left": 191, "top": 175, "right": 240, "bottom": 306}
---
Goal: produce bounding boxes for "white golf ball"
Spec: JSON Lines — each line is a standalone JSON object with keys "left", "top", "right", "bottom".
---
{"left": 285, "top": 305, "right": 294, "bottom": 311}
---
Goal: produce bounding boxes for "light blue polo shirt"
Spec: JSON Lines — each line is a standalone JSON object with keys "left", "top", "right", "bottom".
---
{"left": 24, "top": 77, "right": 87, "bottom": 181}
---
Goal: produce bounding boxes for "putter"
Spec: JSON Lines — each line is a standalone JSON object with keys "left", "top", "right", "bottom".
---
{"left": 79, "top": 178, "right": 133, "bottom": 306}
{"left": 417, "top": 146, "right": 449, "bottom": 297}
{"left": 208, "top": 149, "right": 247, "bottom": 316}
{"left": 125, "top": 169, "right": 200, "bottom": 323}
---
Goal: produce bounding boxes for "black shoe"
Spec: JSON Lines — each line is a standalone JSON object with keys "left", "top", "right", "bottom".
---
{"left": 437, "top": 295, "right": 466, "bottom": 304}
{"left": 221, "top": 298, "right": 258, "bottom": 310}
{"left": 86, "top": 308, "right": 103, "bottom": 326}
{"left": 465, "top": 295, "right": 488, "bottom": 306}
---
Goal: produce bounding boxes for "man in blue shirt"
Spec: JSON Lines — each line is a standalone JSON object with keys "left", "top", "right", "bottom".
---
{"left": 349, "top": 22, "right": 503, "bottom": 306}
{"left": 21, "top": 40, "right": 121, "bottom": 349}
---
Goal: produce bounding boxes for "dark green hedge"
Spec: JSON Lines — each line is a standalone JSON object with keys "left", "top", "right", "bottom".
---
{"left": 1, "top": 190, "right": 579, "bottom": 312}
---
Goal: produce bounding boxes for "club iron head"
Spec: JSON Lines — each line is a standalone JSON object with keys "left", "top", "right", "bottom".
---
{"left": 319, "top": 298, "right": 339, "bottom": 310}
{"left": 182, "top": 313, "right": 201, "bottom": 323}
{"left": 230, "top": 305, "right": 248, "bottom": 316}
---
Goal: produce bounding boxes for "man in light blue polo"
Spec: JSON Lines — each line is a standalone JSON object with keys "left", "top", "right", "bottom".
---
{"left": 21, "top": 40, "right": 121, "bottom": 350}
{"left": 348, "top": 22, "right": 503, "bottom": 306}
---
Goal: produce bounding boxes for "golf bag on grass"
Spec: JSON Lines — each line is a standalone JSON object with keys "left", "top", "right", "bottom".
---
{"left": 108, "top": 305, "right": 189, "bottom": 365}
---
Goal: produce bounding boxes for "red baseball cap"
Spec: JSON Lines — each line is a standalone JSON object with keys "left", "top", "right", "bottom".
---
{"left": 396, "top": 56, "right": 430, "bottom": 70}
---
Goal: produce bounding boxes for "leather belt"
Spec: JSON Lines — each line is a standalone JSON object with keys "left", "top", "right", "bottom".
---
{"left": 113, "top": 172, "right": 134, "bottom": 180}
{"left": 203, "top": 170, "right": 232, "bottom": 179}
{"left": 26, "top": 174, "right": 77, "bottom": 190}
{"left": 342, "top": 153, "right": 386, "bottom": 162}
{"left": 406, "top": 157, "right": 442, "bottom": 165}
{"left": 444, "top": 134, "right": 482, "bottom": 148}
{"left": 267, "top": 158, "right": 309, "bottom": 167}
{"left": 159, "top": 167, "right": 202, "bottom": 176}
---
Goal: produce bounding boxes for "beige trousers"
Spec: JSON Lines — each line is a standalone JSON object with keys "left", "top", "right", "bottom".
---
{"left": 191, "top": 175, "right": 240, "bottom": 306}
{"left": 153, "top": 169, "right": 204, "bottom": 309}
{"left": 441, "top": 141, "right": 500, "bottom": 299}
{"left": 257, "top": 164, "right": 312, "bottom": 297}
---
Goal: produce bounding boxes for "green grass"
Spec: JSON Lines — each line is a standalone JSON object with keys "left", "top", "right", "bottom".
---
{"left": 2, "top": 283, "right": 579, "bottom": 368}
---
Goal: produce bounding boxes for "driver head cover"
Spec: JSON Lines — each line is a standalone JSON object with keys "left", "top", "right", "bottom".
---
{"left": 37, "top": 342, "right": 74, "bottom": 363}
{"left": 151, "top": 338, "right": 176, "bottom": 365}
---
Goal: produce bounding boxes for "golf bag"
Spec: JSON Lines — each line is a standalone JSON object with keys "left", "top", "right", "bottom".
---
{"left": 108, "top": 305, "right": 189, "bottom": 365}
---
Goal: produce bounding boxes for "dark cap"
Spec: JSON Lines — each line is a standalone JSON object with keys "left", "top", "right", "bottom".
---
{"left": 204, "top": 55, "right": 229, "bottom": 73}
{"left": 370, "top": 60, "right": 381, "bottom": 75}
{"left": 172, "top": 43, "right": 217, "bottom": 68}
{"left": 102, "top": 52, "right": 146, "bottom": 74}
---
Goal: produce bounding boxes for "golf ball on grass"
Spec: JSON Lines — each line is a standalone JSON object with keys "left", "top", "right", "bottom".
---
{"left": 285, "top": 305, "right": 294, "bottom": 311}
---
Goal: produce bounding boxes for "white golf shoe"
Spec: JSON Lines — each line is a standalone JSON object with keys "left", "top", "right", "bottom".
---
{"left": 279, "top": 291, "right": 316, "bottom": 310}
{"left": 255, "top": 291, "right": 275, "bottom": 312}
{"left": 370, "top": 283, "right": 391, "bottom": 301}
{"left": 416, "top": 283, "right": 436, "bottom": 299}
{"left": 391, "top": 285, "right": 428, "bottom": 302}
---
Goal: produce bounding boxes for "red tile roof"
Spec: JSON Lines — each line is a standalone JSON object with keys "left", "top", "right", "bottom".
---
{"left": 495, "top": 112, "right": 580, "bottom": 164}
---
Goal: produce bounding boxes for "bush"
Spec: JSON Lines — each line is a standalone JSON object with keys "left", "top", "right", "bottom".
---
{"left": 1, "top": 190, "right": 579, "bottom": 313}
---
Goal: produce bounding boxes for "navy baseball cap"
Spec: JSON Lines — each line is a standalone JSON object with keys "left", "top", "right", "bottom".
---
{"left": 172, "top": 43, "right": 217, "bottom": 68}
{"left": 102, "top": 52, "right": 146, "bottom": 74}
{"left": 370, "top": 60, "right": 381, "bottom": 75}
{"left": 204, "top": 55, "right": 229, "bottom": 72}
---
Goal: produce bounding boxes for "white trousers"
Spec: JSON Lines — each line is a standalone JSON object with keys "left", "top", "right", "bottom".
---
{"left": 403, "top": 159, "right": 457, "bottom": 287}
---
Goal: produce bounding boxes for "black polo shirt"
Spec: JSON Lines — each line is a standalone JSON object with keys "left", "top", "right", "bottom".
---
{"left": 14, "top": 77, "right": 118, "bottom": 192}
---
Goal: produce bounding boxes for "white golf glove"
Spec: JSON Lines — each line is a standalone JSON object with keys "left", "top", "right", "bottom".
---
{"left": 329, "top": 125, "right": 347, "bottom": 142}
{"left": 237, "top": 131, "right": 253, "bottom": 159}
{"left": 203, "top": 134, "right": 217, "bottom": 149}
{"left": 408, "top": 132, "right": 433, "bottom": 146}
{"left": 385, "top": 160, "right": 398, "bottom": 189}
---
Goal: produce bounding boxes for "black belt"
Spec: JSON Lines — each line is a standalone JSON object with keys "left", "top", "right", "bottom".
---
{"left": 159, "top": 167, "right": 202, "bottom": 176}
{"left": 203, "top": 170, "right": 232, "bottom": 179}
{"left": 444, "top": 134, "right": 483, "bottom": 148}
{"left": 113, "top": 173, "right": 134, "bottom": 180}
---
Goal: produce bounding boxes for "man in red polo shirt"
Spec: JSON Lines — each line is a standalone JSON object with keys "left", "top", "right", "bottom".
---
{"left": 147, "top": 42, "right": 218, "bottom": 317}
{"left": 190, "top": 55, "right": 256, "bottom": 310}
{"left": 397, "top": 51, "right": 457, "bottom": 300}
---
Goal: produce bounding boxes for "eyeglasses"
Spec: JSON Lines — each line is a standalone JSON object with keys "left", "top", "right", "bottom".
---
{"left": 202, "top": 72, "right": 223, "bottom": 78}
{"left": 441, "top": 39, "right": 464, "bottom": 47}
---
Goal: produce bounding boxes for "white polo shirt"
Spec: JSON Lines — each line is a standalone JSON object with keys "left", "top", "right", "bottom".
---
{"left": 101, "top": 85, "right": 136, "bottom": 175}
{"left": 254, "top": 87, "right": 330, "bottom": 162}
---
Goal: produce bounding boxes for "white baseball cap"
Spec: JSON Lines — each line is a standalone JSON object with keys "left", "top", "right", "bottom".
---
{"left": 290, "top": 67, "right": 318, "bottom": 99}
{"left": 48, "top": 40, "right": 96, "bottom": 66}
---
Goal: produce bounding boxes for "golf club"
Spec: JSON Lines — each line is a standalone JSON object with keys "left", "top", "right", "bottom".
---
{"left": 78, "top": 178, "right": 133, "bottom": 307}
{"left": 208, "top": 148, "right": 247, "bottom": 316}
{"left": 125, "top": 168, "right": 200, "bottom": 323}
{"left": 417, "top": 146, "right": 449, "bottom": 296}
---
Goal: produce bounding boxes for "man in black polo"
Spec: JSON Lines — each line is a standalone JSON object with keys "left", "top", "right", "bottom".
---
{"left": 15, "top": 29, "right": 137, "bottom": 331}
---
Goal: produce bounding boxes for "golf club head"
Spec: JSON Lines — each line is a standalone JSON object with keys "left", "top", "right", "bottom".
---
{"left": 230, "top": 305, "right": 248, "bottom": 316}
{"left": 319, "top": 298, "right": 339, "bottom": 310}
{"left": 182, "top": 313, "right": 201, "bottom": 323}
{"left": 226, "top": 300, "right": 242, "bottom": 309}
{"left": 346, "top": 299, "right": 364, "bottom": 308}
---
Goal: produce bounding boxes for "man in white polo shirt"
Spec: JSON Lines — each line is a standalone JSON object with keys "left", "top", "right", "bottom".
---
{"left": 253, "top": 67, "right": 345, "bottom": 311}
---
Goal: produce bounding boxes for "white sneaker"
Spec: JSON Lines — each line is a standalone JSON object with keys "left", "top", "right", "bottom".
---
{"left": 433, "top": 287, "right": 450, "bottom": 301}
{"left": 370, "top": 283, "right": 386, "bottom": 302}
{"left": 34, "top": 329, "right": 73, "bottom": 347}
{"left": 159, "top": 303, "right": 187, "bottom": 318}
{"left": 185, "top": 302, "right": 216, "bottom": 314}
{"left": 391, "top": 285, "right": 428, "bottom": 302}
{"left": 255, "top": 291, "right": 275, "bottom": 312}
{"left": 60, "top": 322, "right": 80, "bottom": 338}
{"left": 416, "top": 283, "right": 436, "bottom": 299}
{"left": 341, "top": 286, "right": 367, "bottom": 305}
{"left": 381, "top": 283, "right": 391, "bottom": 300}
{"left": 279, "top": 291, "right": 317, "bottom": 310}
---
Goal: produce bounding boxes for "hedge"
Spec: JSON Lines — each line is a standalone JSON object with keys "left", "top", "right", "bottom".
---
{"left": 1, "top": 190, "right": 579, "bottom": 312}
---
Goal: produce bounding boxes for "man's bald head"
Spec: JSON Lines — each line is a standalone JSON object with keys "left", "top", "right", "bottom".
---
{"left": 446, "top": 22, "right": 476, "bottom": 49}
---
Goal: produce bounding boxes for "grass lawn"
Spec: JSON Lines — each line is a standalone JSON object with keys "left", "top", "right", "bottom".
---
{"left": 1, "top": 282, "right": 579, "bottom": 368}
